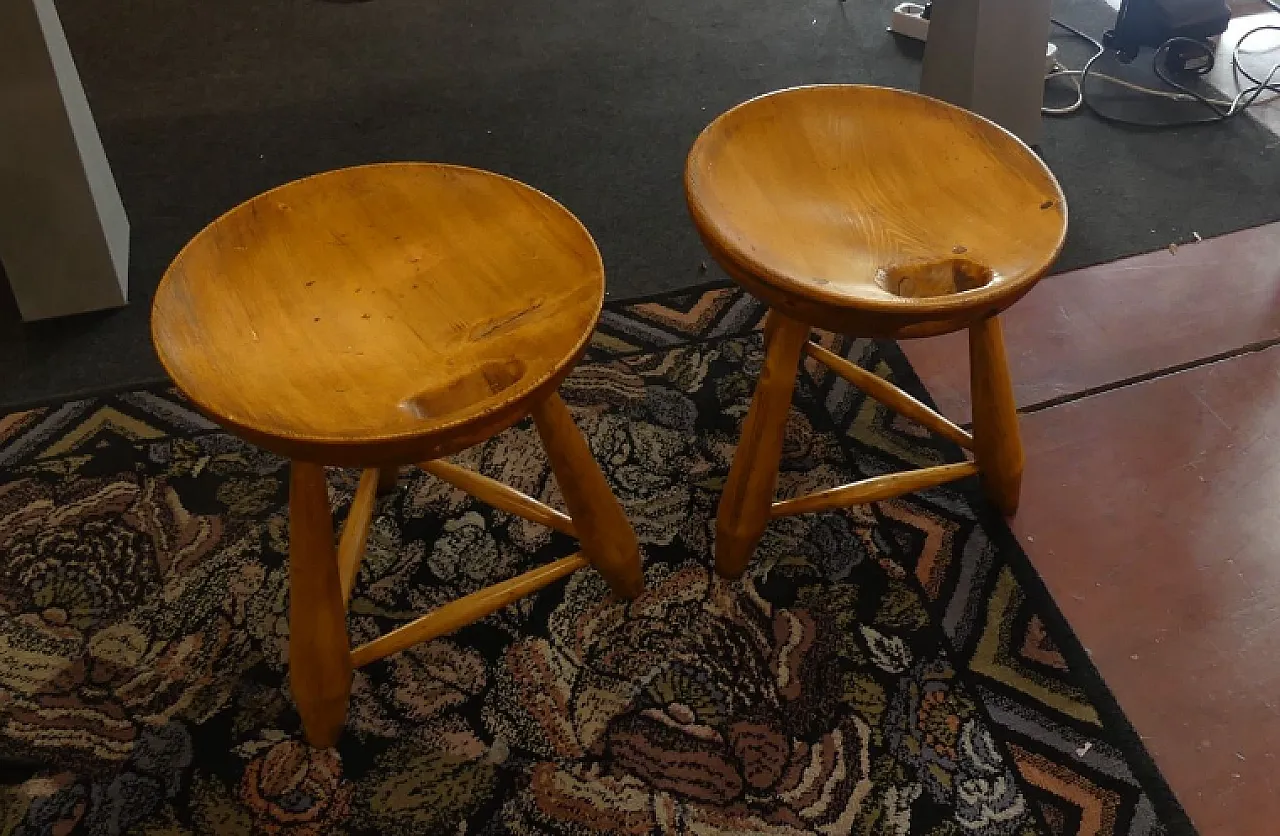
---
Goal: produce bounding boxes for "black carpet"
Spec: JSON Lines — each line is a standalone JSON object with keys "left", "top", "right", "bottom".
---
{"left": 3, "top": 0, "right": 1278, "bottom": 409}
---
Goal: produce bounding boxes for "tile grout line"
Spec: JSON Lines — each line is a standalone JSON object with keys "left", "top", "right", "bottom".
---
{"left": 1014, "top": 334, "right": 1280, "bottom": 416}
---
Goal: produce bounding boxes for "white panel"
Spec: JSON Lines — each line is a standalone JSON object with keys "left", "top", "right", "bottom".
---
{"left": 0, "top": 0, "right": 129, "bottom": 321}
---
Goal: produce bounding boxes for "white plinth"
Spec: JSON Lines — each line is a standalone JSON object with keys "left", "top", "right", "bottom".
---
{"left": 919, "top": 0, "right": 1054, "bottom": 146}
{"left": 1, "top": 0, "right": 129, "bottom": 321}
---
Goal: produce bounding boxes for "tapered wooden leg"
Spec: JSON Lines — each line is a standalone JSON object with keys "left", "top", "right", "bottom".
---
{"left": 715, "top": 312, "right": 810, "bottom": 579}
{"left": 531, "top": 393, "right": 644, "bottom": 599}
{"left": 288, "top": 462, "right": 352, "bottom": 748}
{"left": 969, "top": 315, "right": 1024, "bottom": 515}
{"left": 376, "top": 466, "right": 400, "bottom": 495}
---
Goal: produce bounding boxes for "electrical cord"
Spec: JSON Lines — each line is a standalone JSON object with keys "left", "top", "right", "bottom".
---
{"left": 1233, "top": 24, "right": 1280, "bottom": 87}
{"left": 1153, "top": 30, "right": 1280, "bottom": 119}
{"left": 1043, "top": 18, "right": 1104, "bottom": 115}
{"left": 1048, "top": 65, "right": 1244, "bottom": 108}
{"left": 1045, "top": 17, "right": 1280, "bottom": 123}
{"left": 1150, "top": 35, "right": 1280, "bottom": 118}
{"left": 1049, "top": 16, "right": 1103, "bottom": 52}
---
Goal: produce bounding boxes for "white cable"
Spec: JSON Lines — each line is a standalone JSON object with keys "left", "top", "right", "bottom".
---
{"left": 1050, "top": 67, "right": 1246, "bottom": 108}
{"left": 1042, "top": 49, "right": 1102, "bottom": 116}
{"left": 1043, "top": 67, "right": 1084, "bottom": 115}
{"left": 1043, "top": 25, "right": 1280, "bottom": 119}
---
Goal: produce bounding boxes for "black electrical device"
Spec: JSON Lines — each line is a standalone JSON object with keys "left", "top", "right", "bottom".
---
{"left": 1103, "top": 0, "right": 1230, "bottom": 71}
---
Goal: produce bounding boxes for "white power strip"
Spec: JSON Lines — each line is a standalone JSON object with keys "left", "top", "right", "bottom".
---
{"left": 889, "top": 3, "right": 1059, "bottom": 74}
{"left": 888, "top": 2, "right": 932, "bottom": 41}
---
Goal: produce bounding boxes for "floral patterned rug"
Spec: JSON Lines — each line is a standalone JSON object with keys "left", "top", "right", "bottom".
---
{"left": 0, "top": 286, "right": 1192, "bottom": 835}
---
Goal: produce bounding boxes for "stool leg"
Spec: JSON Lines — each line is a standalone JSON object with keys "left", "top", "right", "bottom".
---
{"left": 376, "top": 466, "right": 400, "bottom": 496}
{"left": 531, "top": 392, "right": 644, "bottom": 599}
{"left": 969, "top": 315, "right": 1024, "bottom": 515}
{"left": 715, "top": 312, "right": 810, "bottom": 579}
{"left": 288, "top": 462, "right": 352, "bottom": 748}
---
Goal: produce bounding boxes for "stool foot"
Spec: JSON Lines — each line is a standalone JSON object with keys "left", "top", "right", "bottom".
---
{"left": 715, "top": 312, "right": 810, "bottom": 579}
{"left": 288, "top": 462, "right": 352, "bottom": 748}
{"left": 532, "top": 393, "right": 644, "bottom": 599}
{"left": 376, "top": 467, "right": 401, "bottom": 496}
{"left": 969, "top": 315, "right": 1024, "bottom": 515}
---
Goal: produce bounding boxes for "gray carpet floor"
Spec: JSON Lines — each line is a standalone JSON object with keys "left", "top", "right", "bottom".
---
{"left": 2, "top": 0, "right": 1277, "bottom": 409}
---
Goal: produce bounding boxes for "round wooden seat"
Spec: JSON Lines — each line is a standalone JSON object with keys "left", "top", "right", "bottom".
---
{"left": 153, "top": 163, "right": 603, "bottom": 466}
{"left": 685, "top": 85, "right": 1067, "bottom": 337}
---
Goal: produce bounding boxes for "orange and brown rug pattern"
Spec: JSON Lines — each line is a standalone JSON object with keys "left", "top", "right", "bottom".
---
{"left": 0, "top": 286, "right": 1192, "bottom": 834}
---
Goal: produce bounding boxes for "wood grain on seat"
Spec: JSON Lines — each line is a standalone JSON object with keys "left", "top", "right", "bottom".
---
{"left": 686, "top": 85, "right": 1067, "bottom": 337}
{"left": 152, "top": 163, "right": 603, "bottom": 465}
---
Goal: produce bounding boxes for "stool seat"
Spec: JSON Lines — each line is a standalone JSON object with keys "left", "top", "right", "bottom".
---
{"left": 153, "top": 163, "right": 603, "bottom": 466}
{"left": 685, "top": 85, "right": 1066, "bottom": 337}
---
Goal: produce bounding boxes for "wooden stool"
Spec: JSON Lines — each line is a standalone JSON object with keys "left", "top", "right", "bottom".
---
{"left": 151, "top": 163, "right": 644, "bottom": 747}
{"left": 685, "top": 85, "right": 1067, "bottom": 579}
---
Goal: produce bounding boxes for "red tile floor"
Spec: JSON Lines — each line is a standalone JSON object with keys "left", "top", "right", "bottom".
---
{"left": 903, "top": 221, "right": 1280, "bottom": 836}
